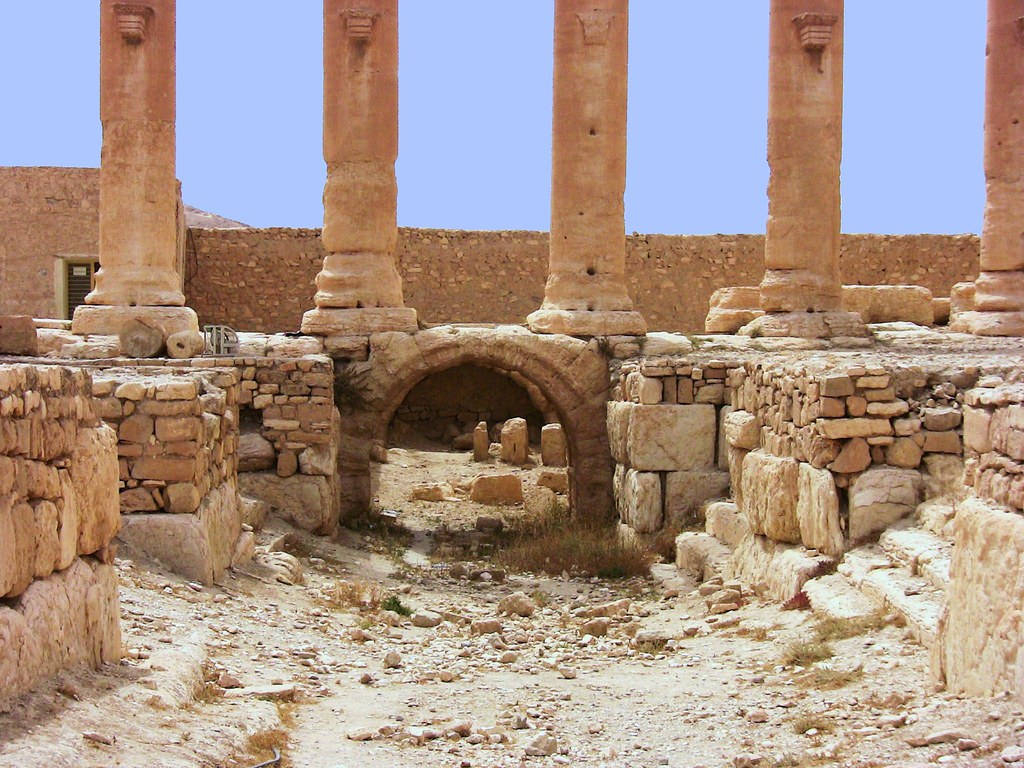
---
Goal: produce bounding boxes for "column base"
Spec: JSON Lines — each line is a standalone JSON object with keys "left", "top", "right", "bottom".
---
{"left": 71, "top": 305, "right": 199, "bottom": 337}
{"left": 949, "top": 311, "right": 1024, "bottom": 336}
{"left": 738, "top": 311, "right": 870, "bottom": 340}
{"left": 300, "top": 307, "right": 418, "bottom": 336}
{"left": 526, "top": 309, "right": 647, "bottom": 337}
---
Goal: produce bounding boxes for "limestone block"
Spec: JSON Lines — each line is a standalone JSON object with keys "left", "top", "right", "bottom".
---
{"left": 117, "top": 481, "right": 241, "bottom": 584}
{"left": 473, "top": 422, "right": 490, "bottom": 462}
{"left": 541, "top": 424, "right": 567, "bottom": 467}
{"left": 238, "top": 472, "right": 340, "bottom": 534}
{"left": 237, "top": 433, "right": 275, "bottom": 472}
{"left": 675, "top": 532, "right": 732, "bottom": 582}
{"left": 886, "top": 437, "right": 923, "bottom": 468}
{"left": 298, "top": 444, "right": 336, "bottom": 476}
{"left": 71, "top": 425, "right": 120, "bottom": 556}
{"left": 626, "top": 404, "right": 716, "bottom": 471}
{"left": 276, "top": 451, "right": 298, "bottom": 478}
{"left": 606, "top": 402, "right": 632, "bottom": 465}
{"left": 166, "top": 483, "right": 201, "bottom": 515}
{"left": 796, "top": 464, "right": 844, "bottom": 556}
{"left": 239, "top": 496, "right": 270, "bottom": 530}
{"left": 620, "top": 469, "right": 663, "bottom": 534}
{"left": 166, "top": 330, "right": 206, "bottom": 359}
{"left": 717, "top": 406, "right": 732, "bottom": 470}
{"left": 932, "top": 297, "right": 951, "bottom": 325}
{"left": 923, "top": 430, "right": 961, "bottom": 454}
{"left": 963, "top": 406, "right": 993, "bottom": 453}
{"left": 704, "top": 501, "right": 749, "bottom": 547}
{"left": 499, "top": 418, "right": 529, "bottom": 465}
{"left": 0, "top": 497, "right": 35, "bottom": 598}
{"left": 0, "top": 316, "right": 39, "bottom": 356}
{"left": 950, "top": 282, "right": 976, "bottom": 316}
{"left": 848, "top": 467, "right": 922, "bottom": 541}
{"left": 724, "top": 410, "right": 759, "bottom": 450}
{"left": 923, "top": 407, "right": 962, "bottom": 432}
{"left": 664, "top": 470, "right": 730, "bottom": 528}
{"left": 841, "top": 285, "right": 935, "bottom": 326}
{"left": 469, "top": 474, "right": 523, "bottom": 506}
{"left": 740, "top": 451, "right": 800, "bottom": 544}
{"left": 828, "top": 437, "right": 871, "bottom": 474}
{"left": 728, "top": 446, "right": 748, "bottom": 510}
{"left": 704, "top": 287, "right": 764, "bottom": 334}
{"left": 537, "top": 470, "right": 568, "bottom": 494}
{"left": 118, "top": 319, "right": 164, "bottom": 358}
{"left": 31, "top": 500, "right": 60, "bottom": 579}
{"left": 727, "top": 534, "right": 835, "bottom": 603}
{"left": 922, "top": 454, "right": 965, "bottom": 500}
{"left": 938, "top": 497, "right": 1024, "bottom": 698}
{"left": 817, "top": 418, "right": 894, "bottom": 440}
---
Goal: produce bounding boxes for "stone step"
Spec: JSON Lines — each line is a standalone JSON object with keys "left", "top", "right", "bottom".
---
{"left": 836, "top": 545, "right": 891, "bottom": 587}
{"left": 916, "top": 498, "right": 956, "bottom": 541}
{"left": 878, "top": 526, "right": 952, "bottom": 591}
{"left": 675, "top": 532, "right": 732, "bottom": 583}
{"left": 859, "top": 567, "right": 944, "bottom": 648}
{"left": 803, "top": 573, "right": 882, "bottom": 621}
{"left": 726, "top": 534, "right": 835, "bottom": 604}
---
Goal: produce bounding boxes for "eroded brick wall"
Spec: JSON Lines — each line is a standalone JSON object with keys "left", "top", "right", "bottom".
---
{"left": 186, "top": 228, "right": 981, "bottom": 333}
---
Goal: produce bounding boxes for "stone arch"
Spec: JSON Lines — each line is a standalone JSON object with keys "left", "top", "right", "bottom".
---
{"left": 332, "top": 325, "right": 613, "bottom": 521}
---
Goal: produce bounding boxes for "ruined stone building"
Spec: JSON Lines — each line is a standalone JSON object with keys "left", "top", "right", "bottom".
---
{"left": 2, "top": 1, "right": 1024, "bottom": 763}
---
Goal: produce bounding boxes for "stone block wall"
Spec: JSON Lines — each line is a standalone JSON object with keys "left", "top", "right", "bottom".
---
{"left": 608, "top": 358, "right": 740, "bottom": 538}
{"left": 938, "top": 383, "right": 1024, "bottom": 698}
{"left": 184, "top": 227, "right": 981, "bottom": 334}
{"left": 0, "top": 364, "right": 121, "bottom": 702}
{"left": 92, "top": 367, "right": 246, "bottom": 584}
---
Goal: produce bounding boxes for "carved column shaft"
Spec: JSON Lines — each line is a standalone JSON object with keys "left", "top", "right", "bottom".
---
{"left": 762, "top": 0, "right": 843, "bottom": 312}
{"left": 302, "top": 0, "right": 416, "bottom": 336}
{"left": 955, "top": 0, "right": 1024, "bottom": 335}
{"left": 73, "top": 0, "right": 198, "bottom": 339}
{"left": 527, "top": 0, "right": 645, "bottom": 337}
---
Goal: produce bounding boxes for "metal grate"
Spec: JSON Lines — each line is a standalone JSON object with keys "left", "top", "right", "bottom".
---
{"left": 66, "top": 262, "right": 98, "bottom": 318}
{"left": 203, "top": 325, "right": 239, "bottom": 356}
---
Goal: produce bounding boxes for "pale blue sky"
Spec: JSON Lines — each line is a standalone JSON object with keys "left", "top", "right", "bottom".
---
{"left": 0, "top": 2, "right": 985, "bottom": 234}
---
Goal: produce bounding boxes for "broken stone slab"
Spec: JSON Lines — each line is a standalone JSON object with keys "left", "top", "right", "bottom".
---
{"left": 499, "top": 418, "right": 528, "bottom": 465}
{"left": 848, "top": 467, "right": 922, "bottom": 542}
{"left": 469, "top": 474, "right": 523, "bottom": 505}
{"left": 740, "top": 451, "right": 801, "bottom": 544}
{"left": 0, "top": 316, "right": 39, "bottom": 356}
{"left": 675, "top": 532, "right": 732, "bottom": 583}
{"left": 626, "top": 403, "right": 716, "bottom": 471}
{"left": 238, "top": 471, "right": 340, "bottom": 535}
{"left": 617, "top": 469, "right": 662, "bottom": 534}
{"left": 796, "top": 463, "right": 844, "bottom": 556}
{"left": 860, "top": 567, "right": 942, "bottom": 648}
{"left": 879, "top": 526, "right": 952, "bottom": 591}
{"left": 704, "top": 501, "right": 748, "bottom": 547}
{"left": 540, "top": 423, "right": 567, "bottom": 467}
{"left": 803, "top": 573, "right": 882, "bottom": 621}
{"left": 727, "top": 534, "right": 835, "bottom": 603}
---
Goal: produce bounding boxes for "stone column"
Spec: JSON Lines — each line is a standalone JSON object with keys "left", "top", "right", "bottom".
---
{"left": 527, "top": 0, "right": 646, "bottom": 337}
{"left": 742, "top": 0, "right": 866, "bottom": 338}
{"left": 301, "top": 0, "right": 417, "bottom": 337}
{"left": 72, "top": 0, "right": 199, "bottom": 339}
{"left": 952, "top": 0, "right": 1024, "bottom": 336}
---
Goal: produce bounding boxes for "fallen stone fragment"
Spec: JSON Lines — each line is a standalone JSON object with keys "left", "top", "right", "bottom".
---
{"left": 525, "top": 733, "right": 559, "bottom": 757}
{"left": 498, "top": 591, "right": 537, "bottom": 617}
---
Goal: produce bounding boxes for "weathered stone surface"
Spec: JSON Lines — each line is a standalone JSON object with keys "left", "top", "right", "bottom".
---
{"left": 473, "top": 421, "right": 490, "bottom": 462}
{"left": 541, "top": 423, "right": 567, "bottom": 467}
{"left": 828, "top": 437, "right": 871, "bottom": 474}
{"left": 617, "top": 469, "right": 662, "bottom": 534}
{"left": 301, "top": 0, "right": 415, "bottom": 335}
{"left": 606, "top": 402, "right": 632, "bottom": 464}
{"left": 796, "top": 463, "right": 844, "bottom": 556}
{"left": 724, "top": 410, "right": 759, "bottom": 450}
{"left": 963, "top": 406, "right": 992, "bottom": 453}
{"left": 166, "top": 330, "right": 206, "bottom": 359}
{"left": 117, "top": 481, "right": 241, "bottom": 584}
{"left": 72, "top": 426, "right": 120, "bottom": 557}
{"left": 848, "top": 467, "right": 922, "bottom": 541}
{"left": 626, "top": 404, "right": 716, "bottom": 471}
{"left": 817, "top": 418, "right": 893, "bottom": 440}
{"left": 664, "top": 470, "right": 730, "bottom": 528}
{"left": 537, "top": 470, "right": 569, "bottom": 494}
{"left": 500, "top": 418, "right": 529, "bottom": 465}
{"left": 728, "top": 534, "right": 835, "bottom": 603}
{"left": 0, "top": 316, "right": 38, "bottom": 356}
{"left": 704, "top": 287, "right": 764, "bottom": 334}
{"left": 469, "top": 474, "right": 523, "bottom": 506}
{"left": 238, "top": 472, "right": 340, "bottom": 535}
{"left": 740, "top": 451, "right": 800, "bottom": 544}
{"left": 704, "top": 501, "right": 748, "bottom": 547}
{"left": 527, "top": 0, "right": 645, "bottom": 338}
{"left": 887, "top": 437, "right": 923, "bottom": 468}
{"left": 118, "top": 319, "right": 164, "bottom": 358}
{"left": 841, "top": 284, "right": 934, "bottom": 325}
{"left": 938, "top": 496, "right": 1024, "bottom": 697}
{"left": 237, "top": 433, "right": 275, "bottom": 472}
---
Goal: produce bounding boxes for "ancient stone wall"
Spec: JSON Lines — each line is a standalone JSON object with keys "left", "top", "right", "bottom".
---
{"left": 0, "top": 363, "right": 122, "bottom": 702}
{"left": 185, "top": 228, "right": 980, "bottom": 334}
{"left": 92, "top": 367, "right": 245, "bottom": 584}
{"left": 938, "top": 383, "right": 1024, "bottom": 697}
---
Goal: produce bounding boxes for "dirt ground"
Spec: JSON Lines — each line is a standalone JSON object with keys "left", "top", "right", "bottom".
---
{"left": 1, "top": 448, "right": 1022, "bottom": 768}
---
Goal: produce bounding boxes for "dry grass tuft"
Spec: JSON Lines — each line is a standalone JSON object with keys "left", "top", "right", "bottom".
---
{"left": 812, "top": 611, "right": 891, "bottom": 642}
{"left": 797, "top": 666, "right": 864, "bottom": 690}
{"left": 246, "top": 727, "right": 289, "bottom": 764}
{"left": 791, "top": 713, "right": 836, "bottom": 734}
{"left": 324, "top": 579, "right": 385, "bottom": 611}
{"left": 497, "top": 501, "right": 653, "bottom": 578}
{"left": 780, "top": 640, "right": 834, "bottom": 667}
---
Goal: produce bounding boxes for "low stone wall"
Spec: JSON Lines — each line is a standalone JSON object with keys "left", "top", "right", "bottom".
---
{"left": 607, "top": 358, "right": 739, "bottom": 539}
{"left": 938, "top": 383, "right": 1024, "bottom": 698}
{"left": 185, "top": 228, "right": 980, "bottom": 334}
{"left": 0, "top": 364, "right": 122, "bottom": 702}
{"left": 93, "top": 367, "right": 245, "bottom": 584}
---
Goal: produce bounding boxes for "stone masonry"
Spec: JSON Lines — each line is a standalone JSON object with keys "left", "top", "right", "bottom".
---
{"left": 0, "top": 364, "right": 122, "bottom": 702}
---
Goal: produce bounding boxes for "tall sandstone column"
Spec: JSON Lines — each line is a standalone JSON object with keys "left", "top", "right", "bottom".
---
{"left": 742, "top": 0, "right": 866, "bottom": 338}
{"left": 301, "top": 0, "right": 417, "bottom": 336}
{"left": 72, "top": 0, "right": 199, "bottom": 339}
{"left": 527, "top": 0, "right": 646, "bottom": 337}
{"left": 952, "top": 0, "right": 1024, "bottom": 336}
